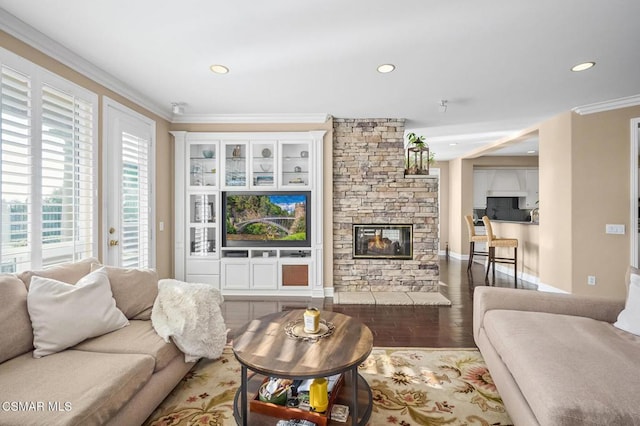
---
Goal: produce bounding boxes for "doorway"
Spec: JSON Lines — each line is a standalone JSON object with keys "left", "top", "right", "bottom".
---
{"left": 102, "top": 97, "right": 156, "bottom": 268}
{"left": 630, "top": 118, "right": 640, "bottom": 267}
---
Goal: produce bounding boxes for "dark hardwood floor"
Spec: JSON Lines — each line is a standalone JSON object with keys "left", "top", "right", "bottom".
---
{"left": 222, "top": 256, "right": 534, "bottom": 348}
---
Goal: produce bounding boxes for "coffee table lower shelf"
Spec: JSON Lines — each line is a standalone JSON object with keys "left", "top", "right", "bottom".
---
{"left": 233, "top": 372, "right": 372, "bottom": 426}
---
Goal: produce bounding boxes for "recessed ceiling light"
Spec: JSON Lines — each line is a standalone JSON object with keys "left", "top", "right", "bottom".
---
{"left": 571, "top": 61, "right": 595, "bottom": 72}
{"left": 210, "top": 64, "right": 229, "bottom": 74}
{"left": 527, "top": 150, "right": 536, "bottom": 154}
{"left": 449, "top": 143, "right": 458, "bottom": 146}
{"left": 377, "top": 64, "right": 395, "bottom": 73}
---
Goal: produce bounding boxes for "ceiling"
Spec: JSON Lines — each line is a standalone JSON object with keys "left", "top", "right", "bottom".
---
{"left": 1, "top": 0, "right": 639, "bottom": 160}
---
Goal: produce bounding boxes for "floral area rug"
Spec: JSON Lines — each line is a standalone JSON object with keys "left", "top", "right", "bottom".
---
{"left": 144, "top": 347, "right": 513, "bottom": 426}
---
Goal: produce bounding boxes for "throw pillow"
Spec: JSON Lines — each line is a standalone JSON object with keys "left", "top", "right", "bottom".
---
{"left": 614, "top": 272, "right": 640, "bottom": 336}
{"left": 27, "top": 267, "right": 129, "bottom": 358}
{"left": 0, "top": 274, "right": 34, "bottom": 363}
{"left": 18, "top": 257, "right": 99, "bottom": 289}
{"left": 90, "top": 263, "right": 158, "bottom": 320}
{"left": 625, "top": 265, "right": 640, "bottom": 296}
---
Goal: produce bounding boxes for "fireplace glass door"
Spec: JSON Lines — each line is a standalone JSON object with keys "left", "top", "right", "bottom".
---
{"left": 353, "top": 224, "right": 413, "bottom": 259}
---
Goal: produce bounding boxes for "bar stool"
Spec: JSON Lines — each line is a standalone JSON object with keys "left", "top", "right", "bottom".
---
{"left": 464, "top": 215, "right": 488, "bottom": 271}
{"left": 482, "top": 216, "right": 518, "bottom": 287}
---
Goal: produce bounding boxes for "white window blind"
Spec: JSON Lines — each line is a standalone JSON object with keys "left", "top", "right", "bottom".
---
{"left": 121, "top": 131, "right": 150, "bottom": 268}
{"left": 0, "top": 50, "right": 97, "bottom": 273}
{"left": 40, "top": 85, "right": 95, "bottom": 267}
{"left": 1, "top": 66, "right": 32, "bottom": 272}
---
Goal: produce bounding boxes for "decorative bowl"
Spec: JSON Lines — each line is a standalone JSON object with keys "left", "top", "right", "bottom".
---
{"left": 260, "top": 164, "right": 272, "bottom": 172}
{"left": 202, "top": 150, "right": 214, "bottom": 158}
{"left": 258, "top": 381, "right": 288, "bottom": 405}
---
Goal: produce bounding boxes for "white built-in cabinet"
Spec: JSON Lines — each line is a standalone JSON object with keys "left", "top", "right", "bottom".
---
{"left": 523, "top": 169, "right": 539, "bottom": 208}
{"left": 171, "top": 131, "right": 326, "bottom": 297}
{"left": 473, "top": 168, "right": 538, "bottom": 209}
{"left": 473, "top": 170, "right": 490, "bottom": 209}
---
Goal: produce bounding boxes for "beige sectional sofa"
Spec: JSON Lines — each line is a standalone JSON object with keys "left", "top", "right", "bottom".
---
{"left": 0, "top": 258, "right": 195, "bottom": 426}
{"left": 474, "top": 286, "right": 640, "bottom": 426}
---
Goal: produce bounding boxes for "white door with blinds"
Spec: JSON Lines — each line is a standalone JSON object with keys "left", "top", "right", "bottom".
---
{"left": 103, "top": 98, "right": 155, "bottom": 269}
{"left": 1, "top": 51, "right": 98, "bottom": 273}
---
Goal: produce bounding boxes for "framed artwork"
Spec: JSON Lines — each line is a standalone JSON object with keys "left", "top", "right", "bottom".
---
{"left": 194, "top": 201, "right": 214, "bottom": 222}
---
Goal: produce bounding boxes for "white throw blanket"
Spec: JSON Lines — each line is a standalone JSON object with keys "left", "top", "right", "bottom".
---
{"left": 151, "top": 279, "right": 227, "bottom": 362}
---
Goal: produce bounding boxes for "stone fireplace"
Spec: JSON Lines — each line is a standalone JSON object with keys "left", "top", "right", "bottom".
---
{"left": 333, "top": 118, "right": 439, "bottom": 293}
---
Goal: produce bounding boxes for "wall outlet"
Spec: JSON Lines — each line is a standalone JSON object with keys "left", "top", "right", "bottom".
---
{"left": 605, "top": 224, "right": 625, "bottom": 235}
{"left": 587, "top": 275, "right": 596, "bottom": 285}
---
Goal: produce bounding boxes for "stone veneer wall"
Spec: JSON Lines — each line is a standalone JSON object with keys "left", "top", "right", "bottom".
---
{"left": 333, "top": 118, "right": 440, "bottom": 292}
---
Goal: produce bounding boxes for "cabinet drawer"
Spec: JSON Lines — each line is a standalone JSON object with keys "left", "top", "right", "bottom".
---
{"left": 221, "top": 259, "right": 250, "bottom": 289}
{"left": 187, "top": 259, "right": 220, "bottom": 275}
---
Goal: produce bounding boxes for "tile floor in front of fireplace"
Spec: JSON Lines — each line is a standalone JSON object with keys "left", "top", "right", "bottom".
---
{"left": 221, "top": 257, "right": 535, "bottom": 348}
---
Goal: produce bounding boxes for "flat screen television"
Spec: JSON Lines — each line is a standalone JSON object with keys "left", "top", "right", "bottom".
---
{"left": 222, "top": 191, "right": 311, "bottom": 247}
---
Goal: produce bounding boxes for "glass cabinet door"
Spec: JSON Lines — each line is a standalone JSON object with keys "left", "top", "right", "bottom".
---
{"left": 280, "top": 141, "right": 311, "bottom": 188}
{"left": 250, "top": 141, "right": 276, "bottom": 188}
{"left": 223, "top": 141, "right": 248, "bottom": 188}
{"left": 188, "top": 193, "right": 216, "bottom": 256}
{"left": 189, "top": 143, "right": 217, "bottom": 188}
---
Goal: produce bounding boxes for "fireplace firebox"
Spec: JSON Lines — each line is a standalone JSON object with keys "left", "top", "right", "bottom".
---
{"left": 353, "top": 224, "right": 413, "bottom": 259}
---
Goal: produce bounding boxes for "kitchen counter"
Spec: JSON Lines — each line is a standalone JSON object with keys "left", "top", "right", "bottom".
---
{"left": 488, "top": 220, "right": 539, "bottom": 282}
{"left": 491, "top": 220, "right": 539, "bottom": 225}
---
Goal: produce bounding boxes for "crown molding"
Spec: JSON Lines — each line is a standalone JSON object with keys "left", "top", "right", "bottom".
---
{"left": 572, "top": 94, "right": 640, "bottom": 115}
{"left": 0, "top": 9, "right": 172, "bottom": 121}
{"left": 171, "top": 113, "right": 330, "bottom": 124}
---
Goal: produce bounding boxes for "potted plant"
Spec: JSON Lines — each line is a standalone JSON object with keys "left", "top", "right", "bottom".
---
{"left": 405, "top": 133, "right": 432, "bottom": 175}
{"left": 406, "top": 132, "right": 427, "bottom": 148}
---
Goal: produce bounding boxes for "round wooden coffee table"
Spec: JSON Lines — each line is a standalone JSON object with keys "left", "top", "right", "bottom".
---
{"left": 232, "top": 309, "right": 374, "bottom": 426}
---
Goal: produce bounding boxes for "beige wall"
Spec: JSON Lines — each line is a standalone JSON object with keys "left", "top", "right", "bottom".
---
{"left": 569, "top": 106, "right": 640, "bottom": 298}
{"left": 538, "top": 112, "right": 573, "bottom": 292}
{"left": 1, "top": 31, "right": 174, "bottom": 277}
{"left": 433, "top": 161, "right": 449, "bottom": 252}
{"left": 447, "top": 159, "right": 464, "bottom": 255}
{"left": 169, "top": 121, "right": 334, "bottom": 286}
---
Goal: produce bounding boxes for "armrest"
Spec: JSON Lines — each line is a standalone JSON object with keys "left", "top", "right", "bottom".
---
{"left": 473, "top": 287, "right": 625, "bottom": 343}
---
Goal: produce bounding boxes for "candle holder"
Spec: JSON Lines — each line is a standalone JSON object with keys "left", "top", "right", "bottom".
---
{"left": 405, "top": 145, "right": 430, "bottom": 175}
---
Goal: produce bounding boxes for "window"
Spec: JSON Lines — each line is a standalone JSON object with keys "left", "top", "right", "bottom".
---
{"left": 1, "top": 48, "right": 98, "bottom": 273}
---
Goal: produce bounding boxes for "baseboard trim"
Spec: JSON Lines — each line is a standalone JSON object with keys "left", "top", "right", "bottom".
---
{"left": 440, "top": 250, "right": 469, "bottom": 260}
{"left": 534, "top": 282, "right": 569, "bottom": 293}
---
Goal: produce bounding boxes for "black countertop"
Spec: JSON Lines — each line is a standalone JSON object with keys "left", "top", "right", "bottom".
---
{"left": 490, "top": 219, "right": 539, "bottom": 225}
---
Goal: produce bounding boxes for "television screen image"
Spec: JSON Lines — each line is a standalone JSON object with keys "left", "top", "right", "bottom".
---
{"left": 223, "top": 191, "right": 311, "bottom": 247}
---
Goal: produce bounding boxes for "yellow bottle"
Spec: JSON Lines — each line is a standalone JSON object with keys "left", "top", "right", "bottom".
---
{"left": 309, "top": 377, "right": 328, "bottom": 413}
{"left": 303, "top": 307, "right": 320, "bottom": 333}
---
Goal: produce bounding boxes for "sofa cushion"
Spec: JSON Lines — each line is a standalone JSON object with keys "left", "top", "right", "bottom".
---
{"left": 0, "top": 274, "right": 33, "bottom": 363}
{"left": 0, "top": 349, "right": 154, "bottom": 426}
{"left": 615, "top": 271, "right": 640, "bottom": 336}
{"left": 90, "top": 263, "right": 158, "bottom": 320}
{"left": 72, "top": 320, "right": 181, "bottom": 372}
{"left": 27, "top": 267, "right": 129, "bottom": 358}
{"left": 484, "top": 309, "right": 640, "bottom": 426}
{"left": 18, "top": 257, "right": 99, "bottom": 288}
